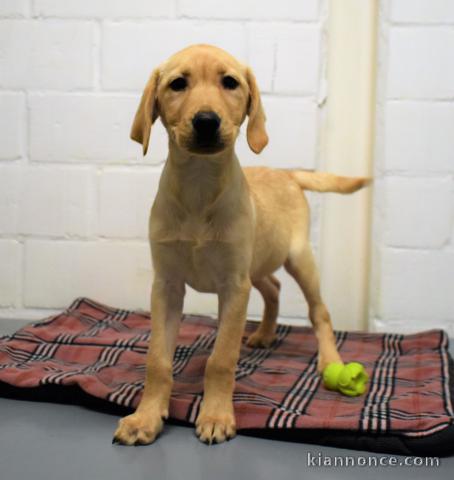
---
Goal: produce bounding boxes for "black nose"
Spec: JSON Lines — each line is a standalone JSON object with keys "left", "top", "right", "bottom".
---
{"left": 192, "top": 111, "right": 221, "bottom": 139}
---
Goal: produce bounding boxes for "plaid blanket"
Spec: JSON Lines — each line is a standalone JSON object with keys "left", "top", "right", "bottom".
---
{"left": 0, "top": 297, "right": 453, "bottom": 439}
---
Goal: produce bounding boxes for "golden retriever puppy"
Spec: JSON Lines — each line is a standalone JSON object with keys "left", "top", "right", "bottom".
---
{"left": 113, "top": 44, "right": 369, "bottom": 446}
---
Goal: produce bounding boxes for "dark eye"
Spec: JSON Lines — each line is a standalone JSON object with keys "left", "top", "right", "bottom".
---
{"left": 169, "top": 77, "right": 187, "bottom": 91}
{"left": 222, "top": 75, "right": 239, "bottom": 90}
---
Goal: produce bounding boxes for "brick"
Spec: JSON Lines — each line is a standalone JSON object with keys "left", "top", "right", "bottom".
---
{"left": 246, "top": 25, "right": 275, "bottom": 92}
{"left": 247, "top": 24, "right": 320, "bottom": 95}
{"left": 0, "top": 165, "right": 20, "bottom": 234}
{"left": 452, "top": 214, "right": 454, "bottom": 249}
{"left": 29, "top": 93, "right": 168, "bottom": 164}
{"left": 0, "top": 240, "right": 21, "bottom": 307}
{"left": 24, "top": 240, "right": 151, "bottom": 309}
{"left": 379, "top": 248, "right": 454, "bottom": 321}
{"left": 388, "top": 27, "right": 454, "bottom": 99}
{"left": 98, "top": 167, "right": 162, "bottom": 238}
{"left": 390, "top": 0, "right": 454, "bottom": 24}
{"left": 0, "top": 20, "right": 93, "bottom": 89}
{"left": 102, "top": 21, "right": 247, "bottom": 90}
{"left": 235, "top": 96, "right": 317, "bottom": 169}
{"left": 383, "top": 176, "right": 452, "bottom": 248}
{"left": 0, "top": 0, "right": 29, "bottom": 17}
{"left": 384, "top": 101, "right": 454, "bottom": 173}
{"left": 34, "top": 0, "right": 174, "bottom": 18}
{"left": 368, "top": 241, "right": 382, "bottom": 321}
{"left": 178, "top": 0, "right": 318, "bottom": 21}
{"left": 0, "top": 93, "right": 25, "bottom": 160}
{"left": 274, "top": 25, "right": 320, "bottom": 95}
{"left": 17, "top": 166, "right": 96, "bottom": 237}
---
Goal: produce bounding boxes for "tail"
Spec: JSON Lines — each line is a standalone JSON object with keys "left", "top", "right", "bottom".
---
{"left": 289, "top": 170, "right": 371, "bottom": 194}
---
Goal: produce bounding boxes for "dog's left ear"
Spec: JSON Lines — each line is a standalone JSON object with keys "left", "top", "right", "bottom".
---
{"left": 245, "top": 67, "right": 268, "bottom": 154}
{"left": 130, "top": 68, "right": 160, "bottom": 156}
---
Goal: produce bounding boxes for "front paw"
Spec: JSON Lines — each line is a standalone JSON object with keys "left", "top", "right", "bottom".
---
{"left": 317, "top": 350, "right": 343, "bottom": 373}
{"left": 112, "top": 411, "right": 165, "bottom": 446}
{"left": 195, "top": 407, "right": 236, "bottom": 445}
{"left": 246, "top": 330, "right": 276, "bottom": 348}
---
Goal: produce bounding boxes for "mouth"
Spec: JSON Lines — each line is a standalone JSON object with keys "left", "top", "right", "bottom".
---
{"left": 187, "top": 133, "right": 225, "bottom": 154}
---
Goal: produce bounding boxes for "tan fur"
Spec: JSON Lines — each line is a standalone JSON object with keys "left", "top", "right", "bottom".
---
{"left": 113, "top": 44, "right": 370, "bottom": 446}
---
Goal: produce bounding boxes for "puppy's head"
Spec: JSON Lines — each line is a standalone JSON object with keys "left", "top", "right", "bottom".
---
{"left": 131, "top": 44, "right": 268, "bottom": 156}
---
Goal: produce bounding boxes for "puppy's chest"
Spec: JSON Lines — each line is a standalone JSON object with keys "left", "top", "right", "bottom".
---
{"left": 151, "top": 213, "right": 224, "bottom": 243}
{"left": 174, "top": 239, "right": 230, "bottom": 292}
{"left": 151, "top": 215, "right": 238, "bottom": 292}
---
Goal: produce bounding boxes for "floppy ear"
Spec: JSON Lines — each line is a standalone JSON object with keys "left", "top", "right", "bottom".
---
{"left": 130, "top": 69, "right": 160, "bottom": 156}
{"left": 245, "top": 67, "right": 268, "bottom": 154}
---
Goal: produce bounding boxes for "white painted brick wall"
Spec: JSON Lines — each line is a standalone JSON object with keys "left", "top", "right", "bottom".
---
{"left": 378, "top": 248, "right": 454, "bottom": 323}
{"left": 371, "top": 0, "right": 454, "bottom": 335}
{"left": 0, "top": 1, "right": 324, "bottom": 322}
{"left": 3, "top": 1, "right": 453, "bottom": 333}
{"left": 383, "top": 177, "right": 452, "bottom": 249}
{"left": 0, "top": 164, "right": 97, "bottom": 237}
{"left": 29, "top": 94, "right": 141, "bottom": 163}
{"left": 388, "top": 27, "right": 454, "bottom": 99}
{"left": 384, "top": 101, "right": 454, "bottom": 173}
{"left": 0, "top": 165, "right": 20, "bottom": 235}
{"left": 236, "top": 96, "right": 318, "bottom": 169}
{"left": 247, "top": 23, "right": 321, "bottom": 95}
{"left": 177, "top": 0, "right": 319, "bottom": 21}
{"left": 0, "top": 240, "right": 21, "bottom": 307}
{"left": 34, "top": 0, "right": 175, "bottom": 19}
{"left": 390, "top": 0, "right": 454, "bottom": 24}
{"left": 0, "top": 93, "right": 25, "bottom": 160}
{"left": 102, "top": 21, "right": 248, "bottom": 91}
{"left": 24, "top": 240, "right": 151, "bottom": 309}
{"left": 0, "top": 0, "right": 29, "bottom": 18}
{"left": 18, "top": 166, "right": 97, "bottom": 237}
{"left": 98, "top": 167, "right": 162, "bottom": 239}
{"left": 0, "top": 20, "right": 93, "bottom": 89}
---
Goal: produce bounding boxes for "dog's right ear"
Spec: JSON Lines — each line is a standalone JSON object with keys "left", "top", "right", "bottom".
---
{"left": 130, "top": 69, "right": 160, "bottom": 156}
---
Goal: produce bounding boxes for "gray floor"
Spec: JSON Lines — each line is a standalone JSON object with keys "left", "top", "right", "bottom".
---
{"left": 0, "top": 320, "right": 452, "bottom": 480}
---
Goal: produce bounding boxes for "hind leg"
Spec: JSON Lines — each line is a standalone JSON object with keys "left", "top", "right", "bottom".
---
{"left": 284, "top": 245, "right": 342, "bottom": 372}
{"left": 247, "top": 274, "right": 280, "bottom": 348}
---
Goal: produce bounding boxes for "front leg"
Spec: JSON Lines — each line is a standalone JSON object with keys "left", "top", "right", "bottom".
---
{"left": 196, "top": 275, "right": 251, "bottom": 444}
{"left": 113, "top": 276, "right": 184, "bottom": 445}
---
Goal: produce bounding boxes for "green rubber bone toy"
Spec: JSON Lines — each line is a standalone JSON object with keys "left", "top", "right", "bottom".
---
{"left": 322, "top": 362, "right": 369, "bottom": 397}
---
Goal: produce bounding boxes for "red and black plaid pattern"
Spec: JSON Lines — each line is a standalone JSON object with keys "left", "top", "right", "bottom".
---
{"left": 0, "top": 297, "right": 453, "bottom": 437}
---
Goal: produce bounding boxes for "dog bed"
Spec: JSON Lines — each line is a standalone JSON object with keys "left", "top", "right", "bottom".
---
{"left": 0, "top": 297, "right": 453, "bottom": 456}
